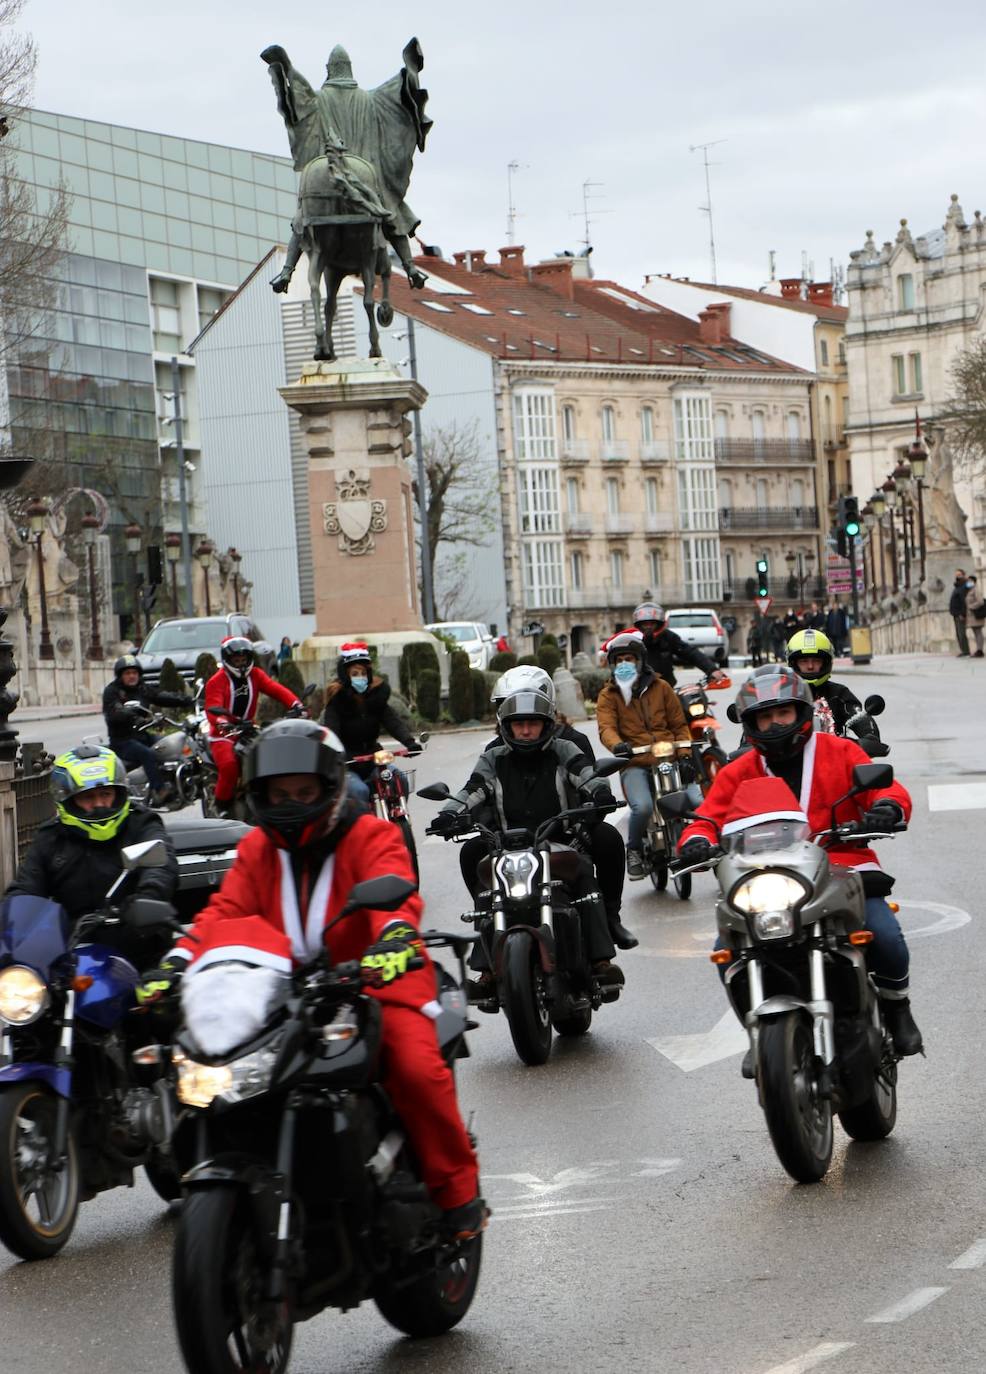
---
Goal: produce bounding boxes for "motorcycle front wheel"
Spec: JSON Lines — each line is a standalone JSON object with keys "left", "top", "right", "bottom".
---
{"left": 838, "top": 1047, "right": 898, "bottom": 1141}
{"left": 144, "top": 1149, "right": 183, "bottom": 1203}
{"left": 501, "top": 933, "right": 552, "bottom": 1066}
{"left": 173, "top": 1186, "right": 292, "bottom": 1374}
{"left": 0, "top": 1083, "right": 80, "bottom": 1260}
{"left": 375, "top": 1231, "right": 483, "bottom": 1336}
{"left": 397, "top": 817, "right": 419, "bottom": 883}
{"left": 758, "top": 1013, "right": 833, "bottom": 1183}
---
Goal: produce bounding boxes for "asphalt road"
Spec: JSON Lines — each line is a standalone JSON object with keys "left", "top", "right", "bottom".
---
{"left": 3, "top": 655, "right": 986, "bottom": 1374}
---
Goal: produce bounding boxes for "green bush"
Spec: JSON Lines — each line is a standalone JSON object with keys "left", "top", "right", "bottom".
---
{"left": 400, "top": 641, "right": 442, "bottom": 704}
{"left": 537, "top": 645, "right": 562, "bottom": 677}
{"left": 488, "top": 650, "right": 517, "bottom": 673}
{"left": 516, "top": 654, "right": 538, "bottom": 667}
{"left": 415, "top": 670, "right": 441, "bottom": 722}
{"left": 399, "top": 644, "right": 413, "bottom": 700}
{"left": 278, "top": 658, "right": 306, "bottom": 700}
{"left": 448, "top": 649, "right": 473, "bottom": 724}
{"left": 539, "top": 632, "right": 558, "bottom": 649}
{"left": 574, "top": 668, "right": 609, "bottom": 702}
{"left": 158, "top": 657, "right": 188, "bottom": 698}
{"left": 471, "top": 667, "right": 492, "bottom": 721}
{"left": 388, "top": 691, "right": 415, "bottom": 734}
{"left": 193, "top": 652, "right": 218, "bottom": 687}
{"left": 308, "top": 687, "right": 325, "bottom": 721}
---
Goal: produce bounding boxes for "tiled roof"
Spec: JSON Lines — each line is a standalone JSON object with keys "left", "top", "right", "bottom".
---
{"left": 372, "top": 254, "right": 805, "bottom": 373}
{"left": 656, "top": 278, "right": 848, "bottom": 323}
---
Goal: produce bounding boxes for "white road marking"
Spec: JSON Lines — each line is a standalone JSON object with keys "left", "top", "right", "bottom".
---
{"left": 949, "top": 1238, "right": 986, "bottom": 1269}
{"left": 759, "top": 1342, "right": 855, "bottom": 1374}
{"left": 898, "top": 900, "right": 971, "bottom": 940}
{"left": 490, "top": 1203, "right": 607, "bottom": 1224}
{"left": 632, "top": 1157, "right": 682, "bottom": 1177}
{"left": 928, "top": 782, "right": 986, "bottom": 812}
{"left": 865, "top": 1286, "right": 949, "bottom": 1323}
{"left": 647, "top": 1009, "right": 747, "bottom": 1072}
{"left": 484, "top": 1163, "right": 619, "bottom": 1197}
{"left": 491, "top": 1195, "right": 616, "bottom": 1215}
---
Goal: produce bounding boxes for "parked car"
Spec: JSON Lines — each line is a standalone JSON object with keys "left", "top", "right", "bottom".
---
{"left": 664, "top": 608, "right": 729, "bottom": 665}
{"left": 425, "top": 620, "right": 495, "bottom": 670}
{"left": 137, "top": 614, "right": 275, "bottom": 688}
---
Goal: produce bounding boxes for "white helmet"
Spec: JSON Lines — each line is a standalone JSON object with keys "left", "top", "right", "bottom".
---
{"left": 491, "top": 664, "right": 555, "bottom": 708}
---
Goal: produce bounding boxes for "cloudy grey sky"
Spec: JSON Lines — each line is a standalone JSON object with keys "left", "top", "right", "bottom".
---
{"left": 24, "top": 0, "right": 986, "bottom": 292}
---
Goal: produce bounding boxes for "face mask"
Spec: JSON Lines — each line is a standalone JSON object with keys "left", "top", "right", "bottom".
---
{"left": 351, "top": 675, "right": 369, "bottom": 693}
{"left": 614, "top": 662, "right": 638, "bottom": 684}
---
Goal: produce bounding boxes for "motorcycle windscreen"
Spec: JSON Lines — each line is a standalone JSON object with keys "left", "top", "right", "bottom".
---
{"left": 0, "top": 894, "right": 69, "bottom": 975}
{"left": 74, "top": 946, "right": 141, "bottom": 1029}
{"left": 725, "top": 817, "right": 809, "bottom": 857}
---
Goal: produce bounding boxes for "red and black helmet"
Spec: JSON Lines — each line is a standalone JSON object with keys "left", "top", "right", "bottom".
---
{"left": 221, "top": 636, "right": 255, "bottom": 681}
{"left": 632, "top": 602, "right": 666, "bottom": 637}
{"left": 244, "top": 718, "right": 347, "bottom": 850}
{"left": 734, "top": 665, "right": 814, "bottom": 762}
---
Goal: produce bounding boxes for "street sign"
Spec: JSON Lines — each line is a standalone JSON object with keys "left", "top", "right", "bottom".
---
{"left": 754, "top": 596, "right": 772, "bottom": 614}
{"left": 556, "top": 633, "right": 568, "bottom": 649}
{"left": 522, "top": 621, "right": 544, "bottom": 637}
{"left": 826, "top": 552, "right": 864, "bottom": 596}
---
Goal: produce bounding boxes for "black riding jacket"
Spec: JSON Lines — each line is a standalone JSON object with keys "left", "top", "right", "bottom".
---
{"left": 102, "top": 678, "right": 188, "bottom": 742}
{"left": 322, "top": 674, "right": 414, "bottom": 773}
{"left": 484, "top": 722, "right": 594, "bottom": 767}
{"left": 641, "top": 630, "right": 717, "bottom": 687}
{"left": 810, "top": 680, "right": 879, "bottom": 741}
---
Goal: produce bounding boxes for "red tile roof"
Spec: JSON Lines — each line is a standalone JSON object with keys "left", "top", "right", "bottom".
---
{"left": 369, "top": 252, "right": 805, "bottom": 373}
{"left": 651, "top": 277, "right": 848, "bottom": 323}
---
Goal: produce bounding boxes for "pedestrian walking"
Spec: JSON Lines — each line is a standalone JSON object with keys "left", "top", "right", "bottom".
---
{"left": 965, "top": 575, "right": 985, "bottom": 658}
{"left": 747, "top": 616, "right": 764, "bottom": 667}
{"left": 769, "top": 616, "right": 786, "bottom": 662}
{"left": 805, "top": 601, "right": 826, "bottom": 631}
{"left": 825, "top": 601, "right": 849, "bottom": 657}
{"left": 950, "top": 569, "right": 971, "bottom": 657}
{"left": 277, "top": 636, "right": 294, "bottom": 664}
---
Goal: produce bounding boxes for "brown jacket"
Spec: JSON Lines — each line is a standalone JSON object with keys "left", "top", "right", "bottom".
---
{"left": 596, "top": 668, "right": 690, "bottom": 767}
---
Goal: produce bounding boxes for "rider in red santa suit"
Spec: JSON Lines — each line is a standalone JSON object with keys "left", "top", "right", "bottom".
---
{"left": 204, "top": 637, "right": 303, "bottom": 817}
{"left": 162, "top": 718, "right": 483, "bottom": 1232}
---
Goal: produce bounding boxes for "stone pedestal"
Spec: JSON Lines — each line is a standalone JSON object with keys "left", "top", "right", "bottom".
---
{"left": 279, "top": 358, "right": 427, "bottom": 636}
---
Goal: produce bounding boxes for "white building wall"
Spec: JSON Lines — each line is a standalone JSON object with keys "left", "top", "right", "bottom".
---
{"left": 639, "top": 277, "right": 817, "bottom": 373}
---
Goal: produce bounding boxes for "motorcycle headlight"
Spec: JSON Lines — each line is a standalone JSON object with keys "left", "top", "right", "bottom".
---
{"left": 0, "top": 965, "right": 48, "bottom": 1025}
{"left": 494, "top": 850, "right": 539, "bottom": 899}
{"left": 174, "top": 1041, "right": 280, "bottom": 1109}
{"left": 731, "top": 872, "right": 808, "bottom": 939}
{"left": 688, "top": 703, "right": 706, "bottom": 717}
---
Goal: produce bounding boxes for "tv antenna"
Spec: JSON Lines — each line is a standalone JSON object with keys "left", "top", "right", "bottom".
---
{"left": 506, "top": 160, "right": 528, "bottom": 246}
{"left": 570, "top": 179, "right": 611, "bottom": 256}
{"left": 689, "top": 139, "right": 726, "bottom": 284}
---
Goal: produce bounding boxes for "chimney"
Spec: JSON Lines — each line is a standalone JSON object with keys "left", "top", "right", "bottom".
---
{"left": 498, "top": 245, "right": 526, "bottom": 278}
{"left": 806, "top": 281, "right": 834, "bottom": 306}
{"left": 698, "top": 302, "right": 731, "bottom": 344}
{"left": 530, "top": 258, "right": 575, "bottom": 300}
{"left": 779, "top": 277, "right": 803, "bottom": 300}
{"left": 452, "top": 249, "right": 487, "bottom": 272}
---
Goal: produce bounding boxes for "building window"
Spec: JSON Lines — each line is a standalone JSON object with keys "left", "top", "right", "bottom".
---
{"left": 645, "top": 477, "right": 659, "bottom": 515}
{"left": 512, "top": 388, "right": 556, "bottom": 461}
{"left": 648, "top": 549, "right": 661, "bottom": 588}
{"left": 565, "top": 476, "right": 580, "bottom": 515}
{"left": 892, "top": 355, "right": 906, "bottom": 395}
{"left": 601, "top": 404, "right": 616, "bottom": 443}
{"left": 682, "top": 537, "right": 721, "bottom": 601}
{"left": 819, "top": 338, "right": 829, "bottom": 366}
{"left": 717, "top": 477, "right": 732, "bottom": 511}
{"left": 150, "top": 276, "right": 181, "bottom": 351}
{"left": 518, "top": 466, "right": 560, "bottom": 533}
{"left": 909, "top": 352, "right": 923, "bottom": 393}
{"left": 714, "top": 408, "right": 729, "bottom": 441}
{"left": 751, "top": 409, "right": 766, "bottom": 445}
{"left": 678, "top": 465, "right": 717, "bottom": 531}
{"left": 673, "top": 392, "right": 714, "bottom": 461}
{"left": 610, "top": 549, "right": 624, "bottom": 588}
{"left": 790, "top": 478, "right": 805, "bottom": 512}
{"left": 756, "top": 476, "right": 769, "bottom": 507}
{"left": 838, "top": 339, "right": 846, "bottom": 364}
{"left": 898, "top": 274, "right": 915, "bottom": 311}
{"left": 786, "top": 411, "right": 802, "bottom": 443}
{"left": 723, "top": 548, "right": 735, "bottom": 589}
{"left": 570, "top": 549, "right": 584, "bottom": 591}
{"left": 640, "top": 406, "right": 654, "bottom": 444}
{"left": 523, "top": 539, "right": 564, "bottom": 607}
{"left": 562, "top": 404, "right": 576, "bottom": 441}
{"left": 606, "top": 476, "right": 621, "bottom": 515}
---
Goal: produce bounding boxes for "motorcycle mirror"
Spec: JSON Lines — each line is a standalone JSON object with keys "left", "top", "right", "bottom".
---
{"left": 591, "top": 758, "right": 626, "bottom": 778}
{"left": 725, "top": 703, "right": 740, "bottom": 724}
{"left": 303, "top": 682, "right": 317, "bottom": 698}
{"left": 125, "top": 897, "right": 182, "bottom": 931}
{"left": 419, "top": 731, "right": 431, "bottom": 744}
{"left": 341, "top": 874, "right": 417, "bottom": 916}
{"left": 655, "top": 791, "right": 695, "bottom": 821}
{"left": 417, "top": 782, "right": 451, "bottom": 801}
{"left": 851, "top": 762, "right": 893, "bottom": 793}
{"left": 864, "top": 694, "right": 885, "bottom": 717}
{"left": 121, "top": 839, "right": 169, "bottom": 871}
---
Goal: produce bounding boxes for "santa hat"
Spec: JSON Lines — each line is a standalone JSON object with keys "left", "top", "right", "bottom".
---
{"left": 721, "top": 777, "right": 808, "bottom": 838}
{"left": 187, "top": 915, "right": 293, "bottom": 976}
{"left": 339, "top": 642, "right": 372, "bottom": 664}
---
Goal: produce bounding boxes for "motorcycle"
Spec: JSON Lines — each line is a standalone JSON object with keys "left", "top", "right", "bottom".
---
{"left": 660, "top": 760, "right": 908, "bottom": 1183}
{"left": 347, "top": 733, "right": 429, "bottom": 876}
{"left": 602, "top": 744, "right": 702, "bottom": 900}
{"left": 200, "top": 685, "right": 316, "bottom": 821}
{"left": 676, "top": 675, "right": 731, "bottom": 793}
{"left": 0, "top": 839, "right": 184, "bottom": 1259}
{"left": 419, "top": 785, "right": 624, "bottom": 1066}
{"left": 122, "top": 703, "right": 212, "bottom": 812}
{"left": 169, "top": 874, "right": 483, "bottom": 1374}
{"left": 726, "top": 694, "right": 888, "bottom": 760}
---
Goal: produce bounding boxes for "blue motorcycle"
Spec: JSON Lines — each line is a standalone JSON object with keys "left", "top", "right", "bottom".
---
{"left": 0, "top": 839, "right": 181, "bottom": 1259}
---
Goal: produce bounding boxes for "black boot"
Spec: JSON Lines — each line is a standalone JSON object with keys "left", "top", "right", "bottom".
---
{"left": 607, "top": 911, "right": 638, "bottom": 950}
{"left": 881, "top": 997, "right": 924, "bottom": 1056}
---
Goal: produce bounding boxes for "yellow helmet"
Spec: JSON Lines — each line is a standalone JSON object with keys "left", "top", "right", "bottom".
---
{"left": 786, "top": 629, "right": 834, "bottom": 686}
{"left": 51, "top": 746, "right": 131, "bottom": 842}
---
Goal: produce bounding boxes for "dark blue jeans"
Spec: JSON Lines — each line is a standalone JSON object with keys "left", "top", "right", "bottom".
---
{"left": 111, "top": 735, "right": 165, "bottom": 792}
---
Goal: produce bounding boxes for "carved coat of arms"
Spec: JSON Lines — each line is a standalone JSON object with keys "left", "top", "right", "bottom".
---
{"left": 323, "top": 468, "right": 388, "bottom": 556}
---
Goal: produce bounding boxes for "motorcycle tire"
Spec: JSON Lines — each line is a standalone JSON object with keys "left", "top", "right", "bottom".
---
{"left": 701, "top": 746, "right": 727, "bottom": 791}
{"left": 0, "top": 1083, "right": 80, "bottom": 1260}
{"left": 144, "top": 1150, "right": 183, "bottom": 1203}
{"left": 838, "top": 1053, "right": 897, "bottom": 1142}
{"left": 501, "top": 933, "right": 552, "bottom": 1066}
{"left": 397, "top": 817, "right": 419, "bottom": 884}
{"left": 649, "top": 862, "right": 669, "bottom": 892}
{"left": 173, "top": 1185, "right": 293, "bottom": 1374}
{"left": 374, "top": 1231, "right": 483, "bottom": 1336}
{"left": 757, "top": 1013, "right": 833, "bottom": 1184}
{"left": 673, "top": 870, "right": 693, "bottom": 900}
{"left": 551, "top": 1006, "right": 593, "bottom": 1037}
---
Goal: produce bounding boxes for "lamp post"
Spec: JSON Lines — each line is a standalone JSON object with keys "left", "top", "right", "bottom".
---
{"left": 81, "top": 512, "right": 104, "bottom": 660}
{"left": 165, "top": 532, "right": 182, "bottom": 614}
{"left": 908, "top": 425, "right": 928, "bottom": 583}
{"left": 228, "top": 547, "right": 242, "bottom": 612}
{"left": 25, "top": 497, "right": 54, "bottom": 661}
{"left": 124, "top": 520, "right": 143, "bottom": 643}
{"left": 862, "top": 503, "right": 876, "bottom": 604}
{"left": 892, "top": 459, "right": 912, "bottom": 590}
{"left": 785, "top": 548, "right": 814, "bottom": 603}
{"left": 870, "top": 488, "right": 888, "bottom": 596}
{"left": 881, "top": 477, "right": 899, "bottom": 593}
{"left": 196, "top": 540, "right": 214, "bottom": 616}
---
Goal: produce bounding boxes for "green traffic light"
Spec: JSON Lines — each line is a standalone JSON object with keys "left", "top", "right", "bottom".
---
{"left": 846, "top": 521, "right": 860, "bottom": 537}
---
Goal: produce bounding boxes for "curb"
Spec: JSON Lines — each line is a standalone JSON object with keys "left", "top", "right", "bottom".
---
{"left": 14, "top": 704, "right": 103, "bottom": 723}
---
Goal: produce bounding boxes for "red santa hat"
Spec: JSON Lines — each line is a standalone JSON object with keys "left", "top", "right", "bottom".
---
{"left": 721, "top": 777, "right": 808, "bottom": 837}
{"left": 186, "top": 915, "right": 293, "bottom": 976}
{"left": 339, "top": 642, "right": 372, "bottom": 664}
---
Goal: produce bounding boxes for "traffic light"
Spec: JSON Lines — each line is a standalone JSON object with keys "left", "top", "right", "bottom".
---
{"left": 756, "top": 558, "right": 769, "bottom": 597}
{"left": 843, "top": 496, "right": 860, "bottom": 538}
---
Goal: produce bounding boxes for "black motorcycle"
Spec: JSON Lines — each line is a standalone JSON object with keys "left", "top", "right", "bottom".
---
{"left": 419, "top": 786, "right": 623, "bottom": 1066}
{"left": 170, "top": 874, "right": 483, "bottom": 1374}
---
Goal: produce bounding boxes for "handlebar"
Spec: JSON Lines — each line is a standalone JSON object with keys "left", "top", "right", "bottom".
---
{"left": 348, "top": 745, "right": 422, "bottom": 764}
{"left": 426, "top": 797, "right": 623, "bottom": 846}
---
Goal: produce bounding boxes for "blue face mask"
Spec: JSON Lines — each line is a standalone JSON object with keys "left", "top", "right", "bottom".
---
{"left": 614, "top": 662, "right": 638, "bottom": 685}
{"left": 351, "top": 675, "right": 369, "bottom": 694}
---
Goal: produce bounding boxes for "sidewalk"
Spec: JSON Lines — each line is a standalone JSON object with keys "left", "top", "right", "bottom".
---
{"left": 14, "top": 703, "right": 102, "bottom": 723}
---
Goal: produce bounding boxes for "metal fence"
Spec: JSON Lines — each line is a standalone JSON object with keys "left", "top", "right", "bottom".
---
{"left": 14, "top": 758, "right": 55, "bottom": 858}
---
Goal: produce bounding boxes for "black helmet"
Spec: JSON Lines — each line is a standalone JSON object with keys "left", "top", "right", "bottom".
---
{"left": 114, "top": 654, "right": 142, "bottom": 679}
{"left": 606, "top": 631, "right": 646, "bottom": 667}
{"left": 734, "top": 665, "right": 814, "bottom": 762}
{"left": 497, "top": 689, "right": 557, "bottom": 754}
{"left": 221, "top": 636, "right": 255, "bottom": 682}
{"left": 632, "top": 601, "right": 665, "bottom": 632}
{"left": 244, "top": 719, "right": 347, "bottom": 849}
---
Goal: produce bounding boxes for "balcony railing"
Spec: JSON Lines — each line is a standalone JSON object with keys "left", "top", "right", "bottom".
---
{"left": 719, "top": 506, "right": 819, "bottom": 532}
{"left": 715, "top": 438, "right": 815, "bottom": 466}
{"left": 644, "top": 510, "right": 674, "bottom": 533}
{"left": 564, "top": 512, "right": 594, "bottom": 537}
{"left": 560, "top": 438, "right": 590, "bottom": 463}
{"left": 640, "top": 440, "right": 670, "bottom": 464}
{"left": 600, "top": 439, "right": 630, "bottom": 462}
{"left": 605, "top": 513, "right": 635, "bottom": 535}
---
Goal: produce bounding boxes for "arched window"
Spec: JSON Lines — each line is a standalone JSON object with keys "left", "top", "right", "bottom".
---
{"left": 718, "top": 477, "right": 733, "bottom": 510}
{"left": 756, "top": 476, "right": 769, "bottom": 507}
{"left": 645, "top": 477, "right": 659, "bottom": 514}
{"left": 640, "top": 406, "right": 654, "bottom": 444}
{"left": 787, "top": 411, "right": 802, "bottom": 443}
{"left": 752, "top": 410, "right": 766, "bottom": 444}
{"left": 601, "top": 405, "right": 616, "bottom": 442}
{"left": 562, "top": 404, "right": 576, "bottom": 441}
{"left": 715, "top": 409, "right": 729, "bottom": 440}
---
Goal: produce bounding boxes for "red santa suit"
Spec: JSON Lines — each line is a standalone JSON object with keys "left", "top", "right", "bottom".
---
{"left": 204, "top": 666, "right": 301, "bottom": 803}
{"left": 678, "top": 732, "right": 911, "bottom": 874}
{"left": 172, "top": 811, "right": 479, "bottom": 1210}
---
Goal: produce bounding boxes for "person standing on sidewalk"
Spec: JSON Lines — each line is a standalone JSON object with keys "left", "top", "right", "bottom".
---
{"left": 950, "top": 569, "right": 971, "bottom": 657}
{"left": 965, "top": 574, "right": 985, "bottom": 658}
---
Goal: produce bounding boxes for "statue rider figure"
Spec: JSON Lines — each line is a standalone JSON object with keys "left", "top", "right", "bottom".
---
{"left": 261, "top": 40, "right": 432, "bottom": 294}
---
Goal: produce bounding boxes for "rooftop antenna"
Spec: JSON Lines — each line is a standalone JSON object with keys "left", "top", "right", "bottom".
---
{"left": 831, "top": 261, "right": 846, "bottom": 304}
{"left": 768, "top": 249, "right": 777, "bottom": 281}
{"left": 570, "top": 179, "right": 610, "bottom": 261}
{"left": 506, "top": 160, "right": 528, "bottom": 246}
{"left": 689, "top": 139, "right": 725, "bottom": 284}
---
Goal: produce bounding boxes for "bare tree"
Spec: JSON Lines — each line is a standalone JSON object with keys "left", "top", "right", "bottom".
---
{"left": 411, "top": 420, "right": 497, "bottom": 615}
{"left": 944, "top": 336, "right": 986, "bottom": 464}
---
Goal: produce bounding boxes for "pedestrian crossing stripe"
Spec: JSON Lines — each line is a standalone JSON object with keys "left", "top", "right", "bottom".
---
{"left": 928, "top": 783, "right": 986, "bottom": 812}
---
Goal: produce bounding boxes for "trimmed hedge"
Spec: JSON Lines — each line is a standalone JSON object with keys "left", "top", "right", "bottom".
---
{"left": 539, "top": 632, "right": 559, "bottom": 649}
{"left": 416, "top": 670, "right": 441, "bottom": 722}
{"left": 537, "top": 645, "right": 562, "bottom": 676}
{"left": 193, "top": 652, "right": 218, "bottom": 686}
{"left": 574, "top": 668, "right": 609, "bottom": 702}
{"left": 488, "top": 650, "right": 517, "bottom": 673}
{"left": 158, "top": 657, "right": 187, "bottom": 698}
{"left": 470, "top": 667, "right": 492, "bottom": 721}
{"left": 448, "top": 649, "right": 473, "bottom": 724}
{"left": 400, "top": 641, "right": 442, "bottom": 704}
{"left": 516, "top": 654, "right": 538, "bottom": 667}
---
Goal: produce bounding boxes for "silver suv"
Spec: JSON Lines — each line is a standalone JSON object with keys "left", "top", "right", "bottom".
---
{"left": 138, "top": 614, "right": 275, "bottom": 688}
{"left": 425, "top": 620, "right": 494, "bottom": 670}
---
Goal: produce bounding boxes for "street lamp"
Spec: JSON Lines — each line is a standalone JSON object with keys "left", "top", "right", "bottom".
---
{"left": 81, "top": 512, "right": 104, "bottom": 660}
{"left": 908, "top": 427, "right": 928, "bottom": 583}
{"left": 892, "top": 460, "right": 913, "bottom": 589}
{"left": 881, "top": 478, "right": 899, "bottom": 592}
{"left": 124, "top": 520, "right": 143, "bottom": 643}
{"left": 165, "top": 532, "right": 182, "bottom": 614}
{"left": 195, "top": 540, "right": 214, "bottom": 616}
{"left": 228, "top": 546, "right": 242, "bottom": 612}
{"left": 25, "top": 497, "right": 54, "bottom": 661}
{"left": 869, "top": 491, "right": 888, "bottom": 596}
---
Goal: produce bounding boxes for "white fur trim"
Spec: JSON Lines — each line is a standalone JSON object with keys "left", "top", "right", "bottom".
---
{"left": 277, "top": 849, "right": 336, "bottom": 960}
{"left": 191, "top": 945, "right": 292, "bottom": 975}
{"left": 420, "top": 999, "right": 442, "bottom": 1020}
{"left": 181, "top": 962, "right": 287, "bottom": 1057}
